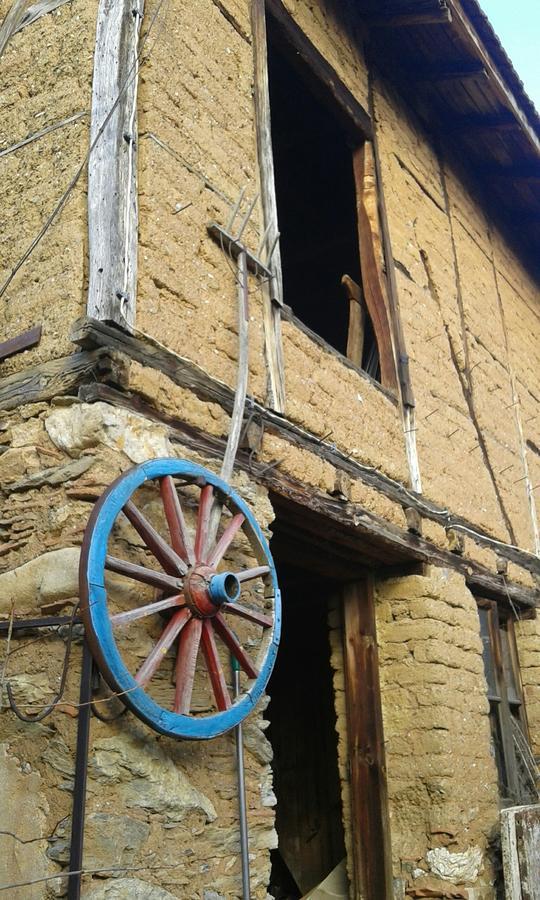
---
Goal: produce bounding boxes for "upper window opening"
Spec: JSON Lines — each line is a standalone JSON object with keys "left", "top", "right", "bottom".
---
{"left": 267, "top": 36, "right": 381, "bottom": 382}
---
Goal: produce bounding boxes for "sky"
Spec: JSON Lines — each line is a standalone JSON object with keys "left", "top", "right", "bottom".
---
{"left": 479, "top": 0, "right": 540, "bottom": 112}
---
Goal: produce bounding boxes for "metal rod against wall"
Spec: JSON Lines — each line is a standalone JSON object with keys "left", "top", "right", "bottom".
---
{"left": 67, "top": 640, "right": 93, "bottom": 900}
{"left": 233, "top": 657, "right": 251, "bottom": 900}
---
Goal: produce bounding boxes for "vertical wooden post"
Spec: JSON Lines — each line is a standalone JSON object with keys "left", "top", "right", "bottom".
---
{"left": 342, "top": 578, "right": 393, "bottom": 899}
{"left": 251, "top": 0, "right": 286, "bottom": 412}
{"left": 87, "top": 0, "right": 144, "bottom": 328}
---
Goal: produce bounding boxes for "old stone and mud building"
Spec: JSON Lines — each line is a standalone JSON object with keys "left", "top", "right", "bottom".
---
{"left": 1, "top": 0, "right": 540, "bottom": 897}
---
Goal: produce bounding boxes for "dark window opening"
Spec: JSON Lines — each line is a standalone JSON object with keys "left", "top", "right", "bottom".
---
{"left": 267, "top": 37, "right": 380, "bottom": 380}
{"left": 267, "top": 561, "right": 346, "bottom": 898}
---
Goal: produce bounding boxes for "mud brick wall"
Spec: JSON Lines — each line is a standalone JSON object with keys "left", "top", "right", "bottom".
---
{"left": 376, "top": 570, "right": 500, "bottom": 899}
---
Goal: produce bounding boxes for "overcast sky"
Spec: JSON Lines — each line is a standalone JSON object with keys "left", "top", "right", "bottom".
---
{"left": 479, "top": 0, "right": 540, "bottom": 111}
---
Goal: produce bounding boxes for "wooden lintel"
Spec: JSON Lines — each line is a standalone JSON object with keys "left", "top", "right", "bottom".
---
{"left": 362, "top": 6, "right": 452, "bottom": 28}
{"left": 265, "top": 0, "right": 372, "bottom": 140}
{"left": 411, "top": 62, "right": 487, "bottom": 83}
{"left": 68, "top": 317, "right": 540, "bottom": 583}
{"left": 0, "top": 325, "right": 42, "bottom": 363}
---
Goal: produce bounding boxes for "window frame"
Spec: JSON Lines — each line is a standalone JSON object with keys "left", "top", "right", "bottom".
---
{"left": 477, "top": 598, "right": 532, "bottom": 804}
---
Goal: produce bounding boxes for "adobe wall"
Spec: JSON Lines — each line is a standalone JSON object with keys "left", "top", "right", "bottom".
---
{"left": 1, "top": 1, "right": 539, "bottom": 898}
{"left": 376, "top": 570, "right": 500, "bottom": 899}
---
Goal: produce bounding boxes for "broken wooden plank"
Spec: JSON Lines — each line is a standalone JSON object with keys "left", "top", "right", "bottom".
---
{"left": 0, "top": 325, "right": 41, "bottom": 363}
{"left": 342, "top": 274, "right": 366, "bottom": 367}
{"left": 353, "top": 145, "right": 398, "bottom": 393}
{"left": 87, "top": 0, "right": 144, "bottom": 327}
{"left": 251, "top": 0, "right": 286, "bottom": 413}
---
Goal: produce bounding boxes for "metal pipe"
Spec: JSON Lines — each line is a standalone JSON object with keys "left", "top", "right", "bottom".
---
{"left": 67, "top": 640, "right": 93, "bottom": 900}
{"left": 233, "top": 657, "right": 251, "bottom": 900}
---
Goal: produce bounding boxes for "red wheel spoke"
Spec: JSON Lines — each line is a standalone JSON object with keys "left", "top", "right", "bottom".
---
{"left": 201, "top": 620, "right": 231, "bottom": 710}
{"left": 174, "top": 618, "right": 203, "bottom": 714}
{"left": 194, "top": 484, "right": 214, "bottom": 563}
{"left": 123, "top": 500, "right": 188, "bottom": 576}
{"left": 160, "top": 476, "right": 195, "bottom": 566}
{"left": 225, "top": 602, "right": 273, "bottom": 628}
{"left": 111, "top": 594, "right": 185, "bottom": 626}
{"left": 236, "top": 565, "right": 270, "bottom": 583}
{"left": 105, "top": 555, "right": 183, "bottom": 593}
{"left": 135, "top": 608, "right": 191, "bottom": 687}
{"left": 207, "top": 513, "right": 245, "bottom": 568}
{"left": 214, "top": 613, "right": 259, "bottom": 678}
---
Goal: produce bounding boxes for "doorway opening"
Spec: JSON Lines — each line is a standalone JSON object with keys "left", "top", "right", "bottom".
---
{"left": 266, "top": 561, "right": 346, "bottom": 898}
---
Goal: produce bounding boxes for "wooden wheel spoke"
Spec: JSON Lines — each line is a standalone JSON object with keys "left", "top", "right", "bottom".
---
{"left": 207, "top": 513, "right": 245, "bottom": 568}
{"left": 214, "top": 613, "right": 259, "bottom": 679}
{"left": 236, "top": 565, "right": 270, "bottom": 583}
{"left": 225, "top": 602, "right": 273, "bottom": 628}
{"left": 111, "top": 594, "right": 185, "bottom": 626}
{"left": 135, "top": 608, "right": 191, "bottom": 687}
{"left": 105, "top": 555, "right": 183, "bottom": 593}
{"left": 123, "top": 500, "right": 188, "bottom": 576}
{"left": 194, "top": 484, "right": 214, "bottom": 563}
{"left": 201, "top": 620, "right": 231, "bottom": 710}
{"left": 174, "top": 618, "right": 203, "bottom": 714}
{"left": 160, "top": 476, "right": 195, "bottom": 565}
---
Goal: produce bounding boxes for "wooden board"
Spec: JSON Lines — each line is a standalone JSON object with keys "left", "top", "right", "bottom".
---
{"left": 342, "top": 579, "right": 393, "bottom": 898}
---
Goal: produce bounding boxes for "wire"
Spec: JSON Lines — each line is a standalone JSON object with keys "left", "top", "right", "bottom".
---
{"left": 5, "top": 600, "right": 80, "bottom": 722}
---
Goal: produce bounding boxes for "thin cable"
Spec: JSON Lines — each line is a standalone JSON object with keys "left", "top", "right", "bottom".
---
{"left": 6, "top": 600, "right": 80, "bottom": 722}
{"left": 0, "top": 0, "right": 170, "bottom": 300}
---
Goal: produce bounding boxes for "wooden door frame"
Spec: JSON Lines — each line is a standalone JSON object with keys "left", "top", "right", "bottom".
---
{"left": 342, "top": 577, "right": 393, "bottom": 899}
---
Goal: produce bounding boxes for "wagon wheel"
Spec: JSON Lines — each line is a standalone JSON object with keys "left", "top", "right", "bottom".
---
{"left": 79, "top": 459, "right": 281, "bottom": 739}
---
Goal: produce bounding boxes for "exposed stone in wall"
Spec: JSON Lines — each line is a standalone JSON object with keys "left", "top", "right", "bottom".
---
{"left": 515, "top": 616, "right": 540, "bottom": 758}
{"left": 375, "top": 569, "right": 499, "bottom": 898}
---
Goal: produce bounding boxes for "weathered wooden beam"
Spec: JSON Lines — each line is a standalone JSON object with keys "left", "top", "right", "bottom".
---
{"left": 410, "top": 61, "right": 487, "bottom": 83}
{"left": 87, "top": 0, "right": 144, "bottom": 327}
{"left": 78, "top": 379, "right": 540, "bottom": 609}
{"left": 361, "top": 4, "right": 452, "bottom": 28}
{"left": 0, "top": 349, "right": 110, "bottom": 411}
{"left": 252, "top": 0, "right": 286, "bottom": 412}
{"left": 207, "top": 222, "right": 273, "bottom": 279}
{"left": 342, "top": 274, "right": 366, "bottom": 367}
{"left": 70, "top": 318, "right": 540, "bottom": 582}
{"left": 0, "top": 325, "right": 41, "bottom": 363}
{"left": 447, "top": 114, "right": 520, "bottom": 134}
{"left": 265, "top": 0, "right": 372, "bottom": 140}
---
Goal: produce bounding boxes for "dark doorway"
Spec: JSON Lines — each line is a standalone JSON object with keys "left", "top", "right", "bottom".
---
{"left": 266, "top": 561, "right": 346, "bottom": 898}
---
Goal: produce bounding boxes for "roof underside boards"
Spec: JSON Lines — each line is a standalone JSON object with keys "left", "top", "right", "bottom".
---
{"left": 353, "top": 0, "right": 540, "bottom": 270}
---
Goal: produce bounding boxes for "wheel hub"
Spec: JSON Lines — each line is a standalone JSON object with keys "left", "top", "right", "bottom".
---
{"left": 184, "top": 565, "right": 241, "bottom": 617}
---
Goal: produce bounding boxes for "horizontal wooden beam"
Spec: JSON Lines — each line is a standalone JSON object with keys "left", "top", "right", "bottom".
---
{"left": 265, "top": 0, "right": 372, "bottom": 140}
{"left": 0, "top": 325, "right": 42, "bottom": 364}
{"left": 361, "top": 4, "right": 452, "bottom": 27}
{"left": 410, "top": 61, "right": 487, "bottom": 83}
{"left": 447, "top": 114, "right": 520, "bottom": 134}
{"left": 69, "top": 316, "right": 540, "bottom": 581}
{"left": 78, "top": 380, "right": 539, "bottom": 610}
{"left": 0, "top": 348, "right": 114, "bottom": 412}
{"left": 481, "top": 165, "right": 540, "bottom": 182}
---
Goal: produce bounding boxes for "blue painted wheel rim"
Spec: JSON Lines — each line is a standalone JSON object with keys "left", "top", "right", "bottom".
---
{"left": 79, "top": 459, "right": 281, "bottom": 739}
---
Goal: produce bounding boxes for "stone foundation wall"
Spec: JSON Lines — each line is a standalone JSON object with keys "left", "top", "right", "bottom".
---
{"left": 375, "top": 570, "right": 500, "bottom": 899}
{"left": 0, "top": 399, "right": 277, "bottom": 898}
